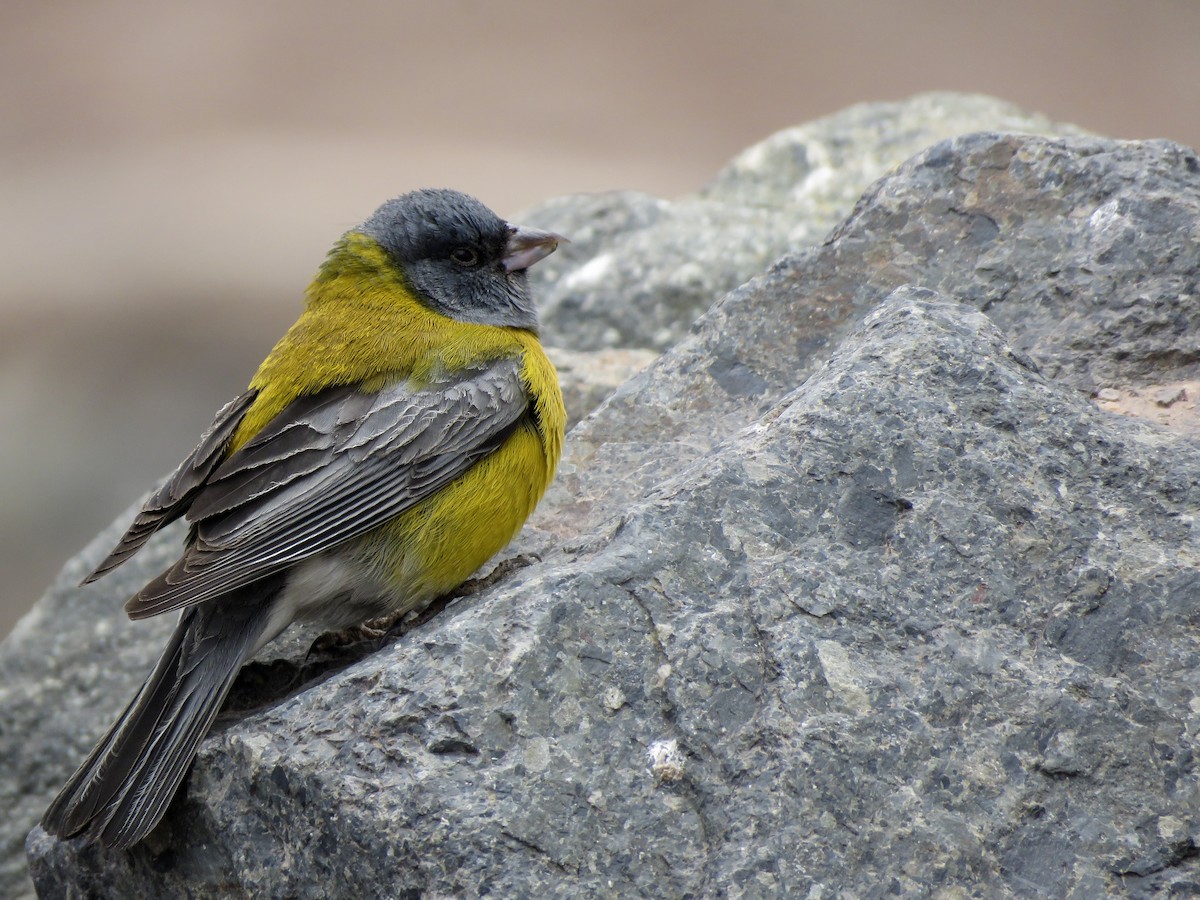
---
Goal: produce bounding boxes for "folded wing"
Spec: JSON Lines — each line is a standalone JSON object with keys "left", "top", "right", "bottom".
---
{"left": 112, "top": 358, "right": 527, "bottom": 619}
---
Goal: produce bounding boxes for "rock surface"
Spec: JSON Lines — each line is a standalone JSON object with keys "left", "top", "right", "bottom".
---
{"left": 525, "top": 91, "right": 1086, "bottom": 353}
{"left": 7, "top": 95, "right": 1200, "bottom": 897}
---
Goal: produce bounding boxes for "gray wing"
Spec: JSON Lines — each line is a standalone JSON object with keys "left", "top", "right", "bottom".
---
{"left": 83, "top": 391, "right": 259, "bottom": 584}
{"left": 124, "top": 358, "right": 528, "bottom": 619}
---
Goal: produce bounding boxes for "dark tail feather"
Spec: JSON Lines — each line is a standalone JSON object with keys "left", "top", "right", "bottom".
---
{"left": 42, "top": 585, "right": 277, "bottom": 849}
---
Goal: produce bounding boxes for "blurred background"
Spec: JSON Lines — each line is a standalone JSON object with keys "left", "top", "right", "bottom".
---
{"left": 3, "top": 0, "right": 1199, "bottom": 637}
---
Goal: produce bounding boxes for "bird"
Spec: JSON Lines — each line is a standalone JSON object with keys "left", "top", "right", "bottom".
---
{"left": 41, "top": 188, "right": 567, "bottom": 849}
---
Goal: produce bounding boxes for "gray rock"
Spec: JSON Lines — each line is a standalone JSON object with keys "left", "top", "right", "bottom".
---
{"left": 546, "top": 346, "right": 658, "bottom": 429}
{"left": 533, "top": 131, "right": 1200, "bottom": 549}
{"left": 28, "top": 286, "right": 1200, "bottom": 898}
{"left": 524, "top": 92, "right": 1086, "bottom": 353}
{"left": 9, "top": 100, "right": 1200, "bottom": 897}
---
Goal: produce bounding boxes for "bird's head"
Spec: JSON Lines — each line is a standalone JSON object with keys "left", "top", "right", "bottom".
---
{"left": 357, "top": 188, "right": 565, "bottom": 330}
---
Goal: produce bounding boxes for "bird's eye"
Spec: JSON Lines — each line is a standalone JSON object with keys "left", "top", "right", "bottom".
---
{"left": 450, "top": 246, "right": 479, "bottom": 267}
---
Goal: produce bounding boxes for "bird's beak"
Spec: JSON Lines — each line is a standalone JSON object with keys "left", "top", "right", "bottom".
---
{"left": 502, "top": 225, "right": 568, "bottom": 273}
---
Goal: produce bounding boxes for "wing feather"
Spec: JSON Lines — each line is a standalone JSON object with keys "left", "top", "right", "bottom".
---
{"left": 82, "top": 391, "right": 259, "bottom": 584}
{"left": 124, "top": 358, "right": 528, "bottom": 619}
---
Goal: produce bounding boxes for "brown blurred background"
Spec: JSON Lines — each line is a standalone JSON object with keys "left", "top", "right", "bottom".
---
{"left": 3, "top": 0, "right": 1199, "bottom": 638}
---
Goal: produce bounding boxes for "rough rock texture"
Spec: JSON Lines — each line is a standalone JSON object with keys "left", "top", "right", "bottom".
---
{"left": 546, "top": 346, "right": 659, "bottom": 429}
{"left": 7, "top": 95, "right": 1200, "bottom": 897}
{"left": 524, "top": 91, "right": 1086, "bottom": 353}
{"left": 530, "top": 130, "right": 1200, "bottom": 565}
